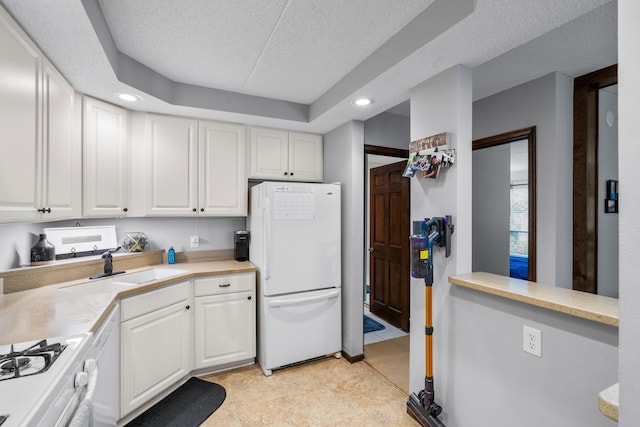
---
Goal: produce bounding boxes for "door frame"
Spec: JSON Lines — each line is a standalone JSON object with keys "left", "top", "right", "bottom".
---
{"left": 472, "top": 127, "right": 537, "bottom": 282}
{"left": 573, "top": 64, "right": 617, "bottom": 294}
{"left": 364, "top": 145, "right": 409, "bottom": 329}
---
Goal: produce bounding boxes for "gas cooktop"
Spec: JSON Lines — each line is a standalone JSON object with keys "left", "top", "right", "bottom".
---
{"left": 0, "top": 340, "right": 67, "bottom": 381}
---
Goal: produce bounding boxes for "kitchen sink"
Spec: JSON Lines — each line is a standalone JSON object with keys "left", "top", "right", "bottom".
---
{"left": 112, "top": 268, "right": 187, "bottom": 285}
{"left": 61, "top": 268, "right": 186, "bottom": 295}
{"left": 60, "top": 279, "right": 137, "bottom": 295}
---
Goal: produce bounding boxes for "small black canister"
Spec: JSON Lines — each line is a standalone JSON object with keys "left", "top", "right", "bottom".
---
{"left": 30, "top": 233, "right": 55, "bottom": 263}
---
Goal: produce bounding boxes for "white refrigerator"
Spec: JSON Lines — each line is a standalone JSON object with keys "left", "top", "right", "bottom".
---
{"left": 248, "top": 181, "right": 342, "bottom": 376}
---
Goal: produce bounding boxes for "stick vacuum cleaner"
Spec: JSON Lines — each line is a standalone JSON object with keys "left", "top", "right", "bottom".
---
{"left": 407, "top": 216, "right": 454, "bottom": 427}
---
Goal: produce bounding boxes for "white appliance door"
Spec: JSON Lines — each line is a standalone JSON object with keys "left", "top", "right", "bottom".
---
{"left": 261, "top": 288, "right": 341, "bottom": 370}
{"left": 262, "top": 183, "right": 340, "bottom": 296}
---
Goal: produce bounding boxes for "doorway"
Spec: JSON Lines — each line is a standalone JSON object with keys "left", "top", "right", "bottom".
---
{"left": 573, "top": 64, "right": 618, "bottom": 295}
{"left": 472, "top": 127, "right": 537, "bottom": 281}
{"left": 363, "top": 145, "right": 411, "bottom": 394}
{"left": 363, "top": 145, "right": 410, "bottom": 341}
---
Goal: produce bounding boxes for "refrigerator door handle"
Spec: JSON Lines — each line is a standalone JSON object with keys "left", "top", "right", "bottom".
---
{"left": 264, "top": 198, "right": 271, "bottom": 280}
{"left": 268, "top": 289, "right": 340, "bottom": 308}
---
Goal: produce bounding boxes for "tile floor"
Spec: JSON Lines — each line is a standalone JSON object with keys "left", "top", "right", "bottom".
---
{"left": 201, "top": 357, "right": 417, "bottom": 426}
{"left": 364, "top": 305, "right": 409, "bottom": 345}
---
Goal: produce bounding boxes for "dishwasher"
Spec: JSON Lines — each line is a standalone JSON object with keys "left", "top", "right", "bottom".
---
{"left": 86, "top": 304, "right": 120, "bottom": 427}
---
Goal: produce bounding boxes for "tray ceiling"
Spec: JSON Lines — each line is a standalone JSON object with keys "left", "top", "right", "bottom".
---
{"left": 0, "top": 0, "right": 616, "bottom": 133}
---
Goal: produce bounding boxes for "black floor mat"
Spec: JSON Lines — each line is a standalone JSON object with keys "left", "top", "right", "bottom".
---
{"left": 126, "top": 377, "right": 226, "bottom": 427}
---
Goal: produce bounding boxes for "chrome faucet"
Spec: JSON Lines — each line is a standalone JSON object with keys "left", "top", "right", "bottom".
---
{"left": 102, "top": 251, "right": 113, "bottom": 275}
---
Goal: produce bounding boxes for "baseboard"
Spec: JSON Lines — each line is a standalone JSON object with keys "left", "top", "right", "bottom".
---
{"left": 341, "top": 350, "right": 364, "bottom": 363}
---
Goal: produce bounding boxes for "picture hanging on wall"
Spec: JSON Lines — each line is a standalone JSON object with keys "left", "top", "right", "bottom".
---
{"left": 403, "top": 132, "right": 455, "bottom": 179}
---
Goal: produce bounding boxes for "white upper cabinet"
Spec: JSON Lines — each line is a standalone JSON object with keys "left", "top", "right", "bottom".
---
{"left": 249, "top": 127, "right": 323, "bottom": 182}
{"left": 83, "top": 97, "right": 130, "bottom": 217}
{"left": 288, "top": 131, "right": 323, "bottom": 182}
{"left": 144, "top": 114, "right": 199, "bottom": 216}
{"left": 0, "top": 9, "right": 79, "bottom": 222}
{"left": 0, "top": 8, "right": 41, "bottom": 222}
{"left": 199, "top": 120, "right": 247, "bottom": 216}
{"left": 41, "top": 60, "right": 80, "bottom": 220}
{"left": 140, "top": 114, "right": 246, "bottom": 216}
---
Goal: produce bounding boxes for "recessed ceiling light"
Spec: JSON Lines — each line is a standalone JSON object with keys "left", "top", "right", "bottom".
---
{"left": 118, "top": 93, "right": 140, "bottom": 102}
{"left": 353, "top": 98, "right": 373, "bottom": 106}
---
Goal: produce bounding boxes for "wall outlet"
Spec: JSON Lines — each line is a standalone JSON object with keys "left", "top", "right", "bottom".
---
{"left": 523, "top": 325, "right": 542, "bottom": 357}
{"left": 190, "top": 235, "right": 199, "bottom": 248}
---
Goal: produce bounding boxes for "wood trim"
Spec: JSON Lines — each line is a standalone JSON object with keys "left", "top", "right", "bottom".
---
{"left": 364, "top": 144, "right": 409, "bottom": 158}
{"left": 573, "top": 65, "right": 617, "bottom": 294}
{"left": 472, "top": 127, "right": 537, "bottom": 282}
{"left": 341, "top": 350, "right": 365, "bottom": 363}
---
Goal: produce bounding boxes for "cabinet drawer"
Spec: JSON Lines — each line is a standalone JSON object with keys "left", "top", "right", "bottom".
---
{"left": 194, "top": 272, "right": 255, "bottom": 297}
{"left": 121, "top": 281, "right": 190, "bottom": 322}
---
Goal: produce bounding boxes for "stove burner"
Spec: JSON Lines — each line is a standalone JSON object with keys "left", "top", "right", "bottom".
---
{"left": 0, "top": 340, "right": 66, "bottom": 381}
{"left": 0, "top": 357, "right": 30, "bottom": 373}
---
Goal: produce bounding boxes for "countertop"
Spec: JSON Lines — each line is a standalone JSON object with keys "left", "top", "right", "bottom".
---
{"left": 598, "top": 383, "right": 619, "bottom": 421}
{"left": 0, "top": 260, "right": 256, "bottom": 346}
{"left": 448, "top": 272, "right": 618, "bottom": 327}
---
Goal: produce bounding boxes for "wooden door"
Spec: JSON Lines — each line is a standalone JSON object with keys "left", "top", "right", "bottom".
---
{"left": 369, "top": 161, "right": 410, "bottom": 331}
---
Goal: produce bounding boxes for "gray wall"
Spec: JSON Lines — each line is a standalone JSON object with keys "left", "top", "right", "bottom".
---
{"left": 0, "top": 216, "right": 244, "bottom": 271}
{"left": 410, "top": 66, "right": 617, "bottom": 426}
{"left": 618, "top": 5, "right": 640, "bottom": 424}
{"left": 473, "top": 72, "right": 574, "bottom": 288}
{"left": 323, "top": 120, "right": 365, "bottom": 358}
{"left": 364, "top": 111, "right": 410, "bottom": 150}
{"left": 597, "top": 87, "right": 618, "bottom": 298}
{"left": 472, "top": 144, "right": 510, "bottom": 276}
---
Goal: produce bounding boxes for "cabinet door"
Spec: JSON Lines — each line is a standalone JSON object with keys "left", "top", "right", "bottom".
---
{"left": 121, "top": 300, "right": 192, "bottom": 417}
{"left": 289, "top": 132, "right": 323, "bottom": 182}
{"left": 249, "top": 127, "right": 289, "bottom": 180}
{"left": 194, "top": 291, "right": 255, "bottom": 369}
{"left": 0, "top": 9, "right": 41, "bottom": 222}
{"left": 83, "top": 97, "right": 129, "bottom": 217}
{"left": 145, "top": 114, "right": 198, "bottom": 215}
{"left": 199, "top": 121, "right": 247, "bottom": 216}
{"left": 41, "top": 60, "right": 80, "bottom": 220}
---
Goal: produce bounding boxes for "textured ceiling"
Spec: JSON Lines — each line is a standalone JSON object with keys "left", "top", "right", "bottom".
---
{"left": 0, "top": 0, "right": 617, "bottom": 133}
{"left": 99, "top": 0, "right": 434, "bottom": 104}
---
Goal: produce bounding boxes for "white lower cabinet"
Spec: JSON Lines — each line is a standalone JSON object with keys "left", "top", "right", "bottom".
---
{"left": 119, "top": 273, "right": 256, "bottom": 420}
{"left": 120, "top": 282, "right": 192, "bottom": 418}
{"left": 194, "top": 272, "right": 256, "bottom": 369}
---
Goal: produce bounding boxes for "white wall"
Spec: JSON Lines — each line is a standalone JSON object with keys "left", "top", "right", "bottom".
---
{"left": 597, "top": 87, "right": 619, "bottom": 298}
{"left": 618, "top": 0, "right": 640, "bottom": 424}
{"left": 410, "top": 65, "right": 617, "bottom": 426}
{"left": 0, "top": 216, "right": 244, "bottom": 270}
{"left": 472, "top": 143, "right": 510, "bottom": 276}
{"left": 472, "top": 72, "right": 574, "bottom": 288}
{"left": 323, "top": 120, "right": 365, "bottom": 358}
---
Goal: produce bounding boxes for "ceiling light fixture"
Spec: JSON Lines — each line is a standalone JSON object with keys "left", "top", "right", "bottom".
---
{"left": 118, "top": 93, "right": 140, "bottom": 102}
{"left": 353, "top": 98, "right": 373, "bottom": 106}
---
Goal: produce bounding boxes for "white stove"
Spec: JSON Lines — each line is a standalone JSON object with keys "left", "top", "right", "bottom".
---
{"left": 0, "top": 333, "right": 92, "bottom": 427}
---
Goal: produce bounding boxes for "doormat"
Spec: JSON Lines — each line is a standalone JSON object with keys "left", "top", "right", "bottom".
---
{"left": 126, "top": 377, "right": 226, "bottom": 427}
{"left": 364, "top": 315, "right": 386, "bottom": 334}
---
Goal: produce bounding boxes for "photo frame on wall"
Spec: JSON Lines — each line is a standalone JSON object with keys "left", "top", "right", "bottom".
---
{"left": 403, "top": 132, "right": 455, "bottom": 179}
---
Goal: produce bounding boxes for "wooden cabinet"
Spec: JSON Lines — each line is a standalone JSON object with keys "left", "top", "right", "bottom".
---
{"left": 0, "top": 9, "right": 79, "bottom": 222}
{"left": 249, "top": 127, "right": 323, "bottom": 182}
{"left": 194, "top": 272, "right": 256, "bottom": 369}
{"left": 82, "top": 97, "right": 129, "bottom": 217}
{"left": 141, "top": 114, "right": 246, "bottom": 216}
{"left": 120, "top": 281, "right": 192, "bottom": 417}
